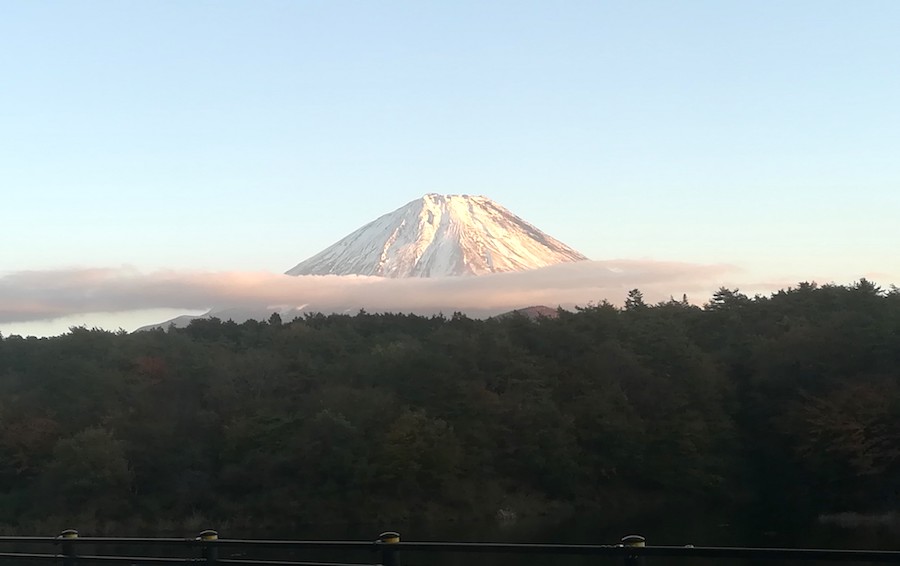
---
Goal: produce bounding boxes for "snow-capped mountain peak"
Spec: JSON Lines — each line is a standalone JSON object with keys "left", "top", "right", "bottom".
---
{"left": 285, "top": 194, "right": 587, "bottom": 278}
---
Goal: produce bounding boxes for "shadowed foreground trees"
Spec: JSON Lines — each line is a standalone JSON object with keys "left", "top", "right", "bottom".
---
{"left": 0, "top": 281, "right": 898, "bottom": 532}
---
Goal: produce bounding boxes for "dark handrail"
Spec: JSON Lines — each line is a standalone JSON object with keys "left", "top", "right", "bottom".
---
{"left": 0, "top": 531, "right": 899, "bottom": 565}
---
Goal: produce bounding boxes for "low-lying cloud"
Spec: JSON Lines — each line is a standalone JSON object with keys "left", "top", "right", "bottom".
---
{"left": 0, "top": 260, "right": 739, "bottom": 325}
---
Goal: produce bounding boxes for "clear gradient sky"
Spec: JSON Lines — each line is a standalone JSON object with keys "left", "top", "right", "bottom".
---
{"left": 2, "top": 1, "right": 899, "bottom": 334}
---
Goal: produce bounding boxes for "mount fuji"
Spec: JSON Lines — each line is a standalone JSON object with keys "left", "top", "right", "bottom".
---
{"left": 139, "top": 194, "right": 587, "bottom": 330}
{"left": 286, "top": 194, "right": 586, "bottom": 278}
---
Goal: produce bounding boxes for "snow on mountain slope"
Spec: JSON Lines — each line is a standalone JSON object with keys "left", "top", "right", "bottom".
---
{"left": 286, "top": 194, "right": 587, "bottom": 278}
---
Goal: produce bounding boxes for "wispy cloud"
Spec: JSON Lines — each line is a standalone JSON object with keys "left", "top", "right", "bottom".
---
{"left": 0, "top": 260, "right": 739, "bottom": 324}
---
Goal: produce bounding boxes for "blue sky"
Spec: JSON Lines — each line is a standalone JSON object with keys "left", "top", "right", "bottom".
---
{"left": 2, "top": 1, "right": 899, "bottom": 334}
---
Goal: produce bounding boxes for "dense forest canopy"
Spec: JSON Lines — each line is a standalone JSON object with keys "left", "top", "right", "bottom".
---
{"left": 0, "top": 280, "right": 898, "bottom": 534}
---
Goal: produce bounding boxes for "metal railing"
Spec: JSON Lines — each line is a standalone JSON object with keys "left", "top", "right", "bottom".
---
{"left": 1, "top": 530, "right": 900, "bottom": 566}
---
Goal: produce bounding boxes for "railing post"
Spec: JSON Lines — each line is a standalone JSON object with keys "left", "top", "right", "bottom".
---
{"left": 621, "top": 534, "right": 645, "bottom": 566}
{"left": 59, "top": 529, "right": 78, "bottom": 566}
{"left": 198, "top": 529, "right": 218, "bottom": 565}
{"left": 377, "top": 531, "right": 400, "bottom": 566}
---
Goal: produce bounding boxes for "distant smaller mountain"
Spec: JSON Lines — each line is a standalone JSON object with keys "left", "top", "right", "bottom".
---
{"left": 495, "top": 305, "right": 561, "bottom": 320}
{"left": 137, "top": 304, "right": 546, "bottom": 332}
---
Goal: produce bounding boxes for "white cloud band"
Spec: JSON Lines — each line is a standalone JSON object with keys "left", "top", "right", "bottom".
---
{"left": 0, "top": 260, "right": 738, "bottom": 324}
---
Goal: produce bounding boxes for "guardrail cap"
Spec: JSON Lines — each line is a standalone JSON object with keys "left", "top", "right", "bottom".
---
{"left": 378, "top": 531, "right": 400, "bottom": 544}
{"left": 621, "top": 535, "right": 646, "bottom": 547}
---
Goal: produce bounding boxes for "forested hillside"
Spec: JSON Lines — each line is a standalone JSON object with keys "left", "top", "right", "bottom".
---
{"left": 0, "top": 280, "right": 898, "bottom": 533}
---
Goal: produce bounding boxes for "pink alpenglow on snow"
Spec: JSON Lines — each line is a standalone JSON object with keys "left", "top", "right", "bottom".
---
{"left": 285, "top": 194, "right": 588, "bottom": 278}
